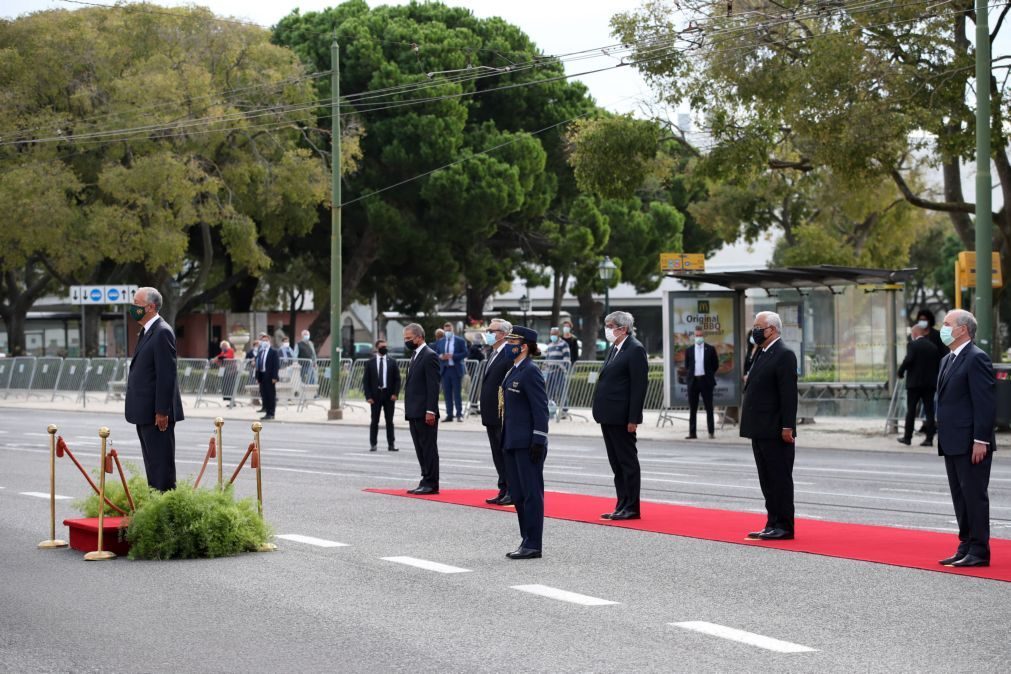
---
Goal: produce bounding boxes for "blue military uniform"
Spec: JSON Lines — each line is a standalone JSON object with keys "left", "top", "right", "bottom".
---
{"left": 500, "top": 327, "right": 550, "bottom": 556}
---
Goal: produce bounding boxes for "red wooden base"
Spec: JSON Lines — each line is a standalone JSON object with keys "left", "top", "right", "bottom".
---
{"left": 63, "top": 517, "right": 131, "bottom": 556}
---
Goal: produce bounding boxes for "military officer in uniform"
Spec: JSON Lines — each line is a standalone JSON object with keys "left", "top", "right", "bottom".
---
{"left": 499, "top": 326, "right": 549, "bottom": 560}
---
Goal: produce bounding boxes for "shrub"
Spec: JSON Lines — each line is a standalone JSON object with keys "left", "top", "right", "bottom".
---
{"left": 125, "top": 483, "right": 272, "bottom": 560}
{"left": 74, "top": 462, "right": 157, "bottom": 517}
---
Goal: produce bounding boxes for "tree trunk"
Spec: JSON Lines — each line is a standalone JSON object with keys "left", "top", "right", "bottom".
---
{"left": 550, "top": 271, "right": 567, "bottom": 327}
{"left": 0, "top": 310, "right": 26, "bottom": 356}
{"left": 576, "top": 290, "right": 602, "bottom": 360}
{"left": 84, "top": 305, "right": 102, "bottom": 357}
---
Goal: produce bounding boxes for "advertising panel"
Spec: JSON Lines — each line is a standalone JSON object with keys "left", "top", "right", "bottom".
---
{"left": 663, "top": 291, "right": 739, "bottom": 407}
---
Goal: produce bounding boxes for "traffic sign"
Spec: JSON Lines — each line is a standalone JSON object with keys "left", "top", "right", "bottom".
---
{"left": 68, "top": 284, "right": 140, "bottom": 305}
{"left": 660, "top": 253, "right": 706, "bottom": 273}
{"left": 957, "top": 251, "right": 1002, "bottom": 289}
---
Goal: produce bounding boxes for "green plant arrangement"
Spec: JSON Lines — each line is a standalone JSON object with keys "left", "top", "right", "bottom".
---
{"left": 125, "top": 483, "right": 272, "bottom": 560}
{"left": 74, "top": 462, "right": 158, "bottom": 517}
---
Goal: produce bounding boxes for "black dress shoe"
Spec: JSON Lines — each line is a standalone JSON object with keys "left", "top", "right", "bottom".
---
{"left": 369, "top": 445, "right": 377, "bottom": 452}
{"left": 684, "top": 434, "right": 698, "bottom": 440}
{"left": 708, "top": 433, "right": 715, "bottom": 439}
{"left": 260, "top": 414, "right": 274, "bottom": 420}
{"left": 757, "top": 528, "right": 794, "bottom": 540}
{"left": 610, "top": 510, "right": 641, "bottom": 521}
{"left": 600, "top": 512, "right": 617, "bottom": 520}
{"left": 485, "top": 495, "right": 504, "bottom": 504}
{"left": 388, "top": 446, "right": 398, "bottom": 452}
{"left": 897, "top": 437, "right": 912, "bottom": 445}
{"left": 498, "top": 495, "right": 514, "bottom": 506}
{"left": 939, "top": 553, "right": 968, "bottom": 566}
{"left": 413, "top": 487, "right": 439, "bottom": 495}
{"left": 406, "top": 488, "right": 419, "bottom": 494}
{"left": 949, "top": 554, "right": 989, "bottom": 568}
{"left": 442, "top": 416, "right": 454, "bottom": 422}
{"left": 746, "top": 528, "right": 772, "bottom": 540}
{"left": 919, "top": 439, "right": 933, "bottom": 447}
{"left": 506, "top": 547, "right": 542, "bottom": 559}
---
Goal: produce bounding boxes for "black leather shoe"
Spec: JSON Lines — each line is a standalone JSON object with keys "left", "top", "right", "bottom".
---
{"left": 600, "top": 512, "right": 617, "bottom": 520}
{"left": 413, "top": 487, "right": 439, "bottom": 495}
{"left": 442, "top": 416, "right": 454, "bottom": 422}
{"left": 758, "top": 528, "right": 794, "bottom": 540}
{"left": 939, "top": 553, "right": 967, "bottom": 566}
{"left": 485, "top": 495, "right": 503, "bottom": 504}
{"left": 260, "top": 414, "right": 274, "bottom": 420}
{"left": 456, "top": 415, "right": 464, "bottom": 422}
{"left": 949, "top": 554, "right": 989, "bottom": 568}
{"left": 498, "top": 495, "right": 514, "bottom": 506}
{"left": 369, "top": 445, "right": 377, "bottom": 452}
{"left": 708, "top": 433, "right": 715, "bottom": 439}
{"left": 406, "top": 488, "right": 419, "bottom": 494}
{"left": 897, "top": 437, "right": 912, "bottom": 445}
{"left": 506, "top": 547, "right": 542, "bottom": 559}
{"left": 610, "top": 510, "right": 641, "bottom": 521}
{"left": 388, "top": 446, "right": 398, "bottom": 452}
{"left": 919, "top": 439, "right": 933, "bottom": 447}
{"left": 685, "top": 435, "right": 697, "bottom": 440}
{"left": 746, "top": 528, "right": 772, "bottom": 540}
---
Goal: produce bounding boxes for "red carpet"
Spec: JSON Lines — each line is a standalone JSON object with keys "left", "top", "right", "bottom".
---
{"left": 365, "top": 488, "right": 1011, "bottom": 582}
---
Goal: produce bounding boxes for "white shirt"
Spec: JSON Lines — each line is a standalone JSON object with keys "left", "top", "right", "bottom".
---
{"left": 487, "top": 341, "right": 507, "bottom": 367}
{"left": 694, "top": 342, "right": 706, "bottom": 376}
{"left": 762, "top": 336, "right": 781, "bottom": 352}
{"left": 141, "top": 313, "right": 161, "bottom": 334}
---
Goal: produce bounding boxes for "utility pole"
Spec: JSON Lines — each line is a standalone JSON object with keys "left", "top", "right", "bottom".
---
{"left": 328, "top": 37, "right": 344, "bottom": 420}
{"left": 975, "top": 0, "right": 993, "bottom": 354}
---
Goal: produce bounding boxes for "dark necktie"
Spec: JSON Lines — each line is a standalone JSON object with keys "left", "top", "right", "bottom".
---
{"left": 939, "top": 353, "right": 955, "bottom": 384}
{"left": 379, "top": 357, "right": 385, "bottom": 388}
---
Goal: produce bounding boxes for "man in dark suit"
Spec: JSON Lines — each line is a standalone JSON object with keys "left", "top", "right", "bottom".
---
{"left": 363, "top": 338, "right": 401, "bottom": 452}
{"left": 684, "top": 325, "right": 720, "bottom": 440}
{"left": 124, "top": 287, "right": 184, "bottom": 491}
{"left": 740, "top": 311, "right": 798, "bottom": 541}
{"left": 434, "top": 321, "right": 468, "bottom": 421}
{"left": 561, "top": 320, "right": 579, "bottom": 363}
{"left": 592, "top": 311, "right": 649, "bottom": 521}
{"left": 897, "top": 324, "right": 940, "bottom": 447}
{"left": 935, "top": 309, "right": 996, "bottom": 568}
{"left": 500, "top": 326, "right": 550, "bottom": 559}
{"left": 479, "top": 318, "right": 514, "bottom": 505}
{"left": 403, "top": 323, "right": 441, "bottom": 495}
{"left": 255, "top": 333, "right": 279, "bottom": 420}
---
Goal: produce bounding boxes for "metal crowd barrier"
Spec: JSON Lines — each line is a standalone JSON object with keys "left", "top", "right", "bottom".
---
{"left": 53, "top": 358, "right": 89, "bottom": 401}
{"left": 4, "top": 356, "right": 36, "bottom": 399}
{"left": 0, "top": 358, "right": 13, "bottom": 392}
{"left": 81, "top": 358, "right": 119, "bottom": 406}
{"left": 26, "top": 357, "right": 63, "bottom": 400}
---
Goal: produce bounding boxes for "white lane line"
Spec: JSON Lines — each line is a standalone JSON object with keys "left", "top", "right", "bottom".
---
{"left": 671, "top": 621, "right": 817, "bottom": 653}
{"left": 275, "top": 534, "right": 348, "bottom": 548}
{"left": 381, "top": 556, "right": 471, "bottom": 574}
{"left": 23, "top": 432, "right": 51, "bottom": 437}
{"left": 510, "top": 584, "right": 618, "bottom": 606}
{"left": 642, "top": 471, "right": 693, "bottom": 478}
{"left": 259, "top": 448, "right": 309, "bottom": 454}
{"left": 880, "top": 487, "right": 950, "bottom": 497}
{"left": 20, "top": 492, "right": 72, "bottom": 500}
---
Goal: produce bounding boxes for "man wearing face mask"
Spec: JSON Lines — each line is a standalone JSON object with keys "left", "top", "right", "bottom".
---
{"left": 740, "top": 311, "right": 798, "bottom": 541}
{"left": 363, "top": 339, "right": 401, "bottom": 452}
{"left": 499, "top": 326, "right": 550, "bottom": 559}
{"left": 683, "top": 325, "right": 719, "bottom": 440}
{"left": 915, "top": 309, "right": 946, "bottom": 365}
{"left": 124, "top": 287, "right": 184, "bottom": 491}
{"left": 934, "top": 309, "right": 996, "bottom": 568}
{"left": 255, "top": 333, "right": 279, "bottom": 420}
{"left": 592, "top": 311, "right": 649, "bottom": 521}
{"left": 544, "top": 326, "right": 571, "bottom": 410}
{"left": 435, "top": 321, "right": 468, "bottom": 422}
{"left": 403, "top": 323, "right": 441, "bottom": 495}
{"left": 560, "top": 320, "right": 580, "bottom": 363}
{"left": 897, "top": 324, "right": 940, "bottom": 447}
{"left": 479, "top": 319, "right": 514, "bottom": 505}
{"left": 296, "top": 330, "right": 318, "bottom": 384}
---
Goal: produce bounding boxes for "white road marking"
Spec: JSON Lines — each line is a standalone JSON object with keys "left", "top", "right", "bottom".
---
{"left": 880, "top": 487, "right": 950, "bottom": 497}
{"left": 20, "top": 492, "right": 72, "bottom": 500}
{"left": 510, "top": 584, "right": 618, "bottom": 606}
{"left": 642, "top": 471, "right": 693, "bottom": 478}
{"left": 23, "top": 433, "right": 51, "bottom": 437}
{"left": 275, "top": 534, "right": 348, "bottom": 548}
{"left": 258, "top": 448, "right": 308, "bottom": 454}
{"left": 671, "top": 621, "right": 817, "bottom": 653}
{"left": 381, "top": 556, "right": 471, "bottom": 574}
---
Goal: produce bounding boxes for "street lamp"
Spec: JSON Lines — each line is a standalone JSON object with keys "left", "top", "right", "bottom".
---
{"left": 518, "top": 293, "right": 531, "bottom": 326}
{"left": 598, "top": 256, "right": 617, "bottom": 317}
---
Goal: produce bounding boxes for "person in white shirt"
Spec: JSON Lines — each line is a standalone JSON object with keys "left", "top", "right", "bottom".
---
{"left": 682, "top": 326, "right": 719, "bottom": 439}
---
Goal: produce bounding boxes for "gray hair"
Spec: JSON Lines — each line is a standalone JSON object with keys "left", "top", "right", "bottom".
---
{"left": 949, "top": 309, "right": 977, "bottom": 340}
{"left": 490, "top": 318, "right": 512, "bottom": 334}
{"left": 756, "top": 311, "right": 782, "bottom": 333}
{"left": 605, "top": 311, "right": 634, "bottom": 330}
{"left": 138, "top": 287, "right": 163, "bottom": 311}
{"left": 404, "top": 322, "right": 425, "bottom": 339}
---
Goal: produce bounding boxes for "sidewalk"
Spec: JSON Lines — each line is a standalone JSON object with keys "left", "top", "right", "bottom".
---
{"left": 0, "top": 394, "right": 965, "bottom": 454}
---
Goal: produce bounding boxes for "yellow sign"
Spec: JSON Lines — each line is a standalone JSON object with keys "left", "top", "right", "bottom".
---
{"left": 660, "top": 253, "right": 706, "bottom": 273}
{"left": 956, "top": 251, "right": 1002, "bottom": 289}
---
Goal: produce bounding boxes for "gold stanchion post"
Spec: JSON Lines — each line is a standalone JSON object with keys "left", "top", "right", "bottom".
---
{"left": 38, "top": 424, "right": 68, "bottom": 549}
{"left": 252, "top": 422, "right": 276, "bottom": 552}
{"left": 214, "top": 417, "right": 224, "bottom": 490}
{"left": 84, "top": 427, "right": 116, "bottom": 561}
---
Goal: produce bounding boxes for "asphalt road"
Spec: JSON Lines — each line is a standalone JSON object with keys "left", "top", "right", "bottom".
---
{"left": 2, "top": 408, "right": 1010, "bottom": 672}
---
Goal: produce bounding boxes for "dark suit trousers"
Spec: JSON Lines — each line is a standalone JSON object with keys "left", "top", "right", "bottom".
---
{"left": 687, "top": 379, "right": 715, "bottom": 436}
{"left": 485, "top": 423, "right": 508, "bottom": 494}
{"left": 751, "top": 438, "right": 795, "bottom": 532}
{"left": 258, "top": 375, "right": 276, "bottom": 415}
{"left": 136, "top": 423, "right": 177, "bottom": 491}
{"left": 601, "top": 424, "right": 640, "bottom": 513}
{"left": 409, "top": 419, "right": 439, "bottom": 489}
{"left": 903, "top": 387, "right": 935, "bottom": 441}
{"left": 442, "top": 370, "right": 463, "bottom": 416}
{"left": 504, "top": 445, "right": 546, "bottom": 551}
{"left": 944, "top": 450, "right": 992, "bottom": 558}
{"left": 369, "top": 391, "right": 396, "bottom": 448}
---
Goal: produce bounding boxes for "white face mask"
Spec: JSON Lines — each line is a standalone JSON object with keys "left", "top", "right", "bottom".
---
{"left": 916, "top": 320, "right": 929, "bottom": 330}
{"left": 302, "top": 334, "right": 310, "bottom": 341}
{"left": 605, "top": 327, "right": 617, "bottom": 343}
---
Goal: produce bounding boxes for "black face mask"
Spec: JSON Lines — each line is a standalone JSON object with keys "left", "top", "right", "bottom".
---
{"left": 404, "top": 339, "right": 418, "bottom": 352}
{"left": 378, "top": 346, "right": 388, "bottom": 355}
{"left": 751, "top": 326, "right": 768, "bottom": 346}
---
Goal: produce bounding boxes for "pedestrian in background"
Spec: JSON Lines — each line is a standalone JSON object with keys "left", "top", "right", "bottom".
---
{"left": 592, "top": 311, "right": 648, "bottom": 521}
{"left": 435, "top": 321, "right": 468, "bottom": 422}
{"left": 363, "top": 338, "right": 401, "bottom": 452}
{"left": 214, "top": 340, "right": 235, "bottom": 364}
{"left": 683, "top": 325, "right": 719, "bottom": 440}
{"left": 404, "top": 323, "right": 441, "bottom": 495}
{"left": 479, "top": 318, "right": 514, "bottom": 505}
{"left": 544, "top": 326, "right": 570, "bottom": 409}
{"left": 500, "top": 326, "right": 549, "bottom": 559}
{"left": 296, "top": 329, "right": 317, "bottom": 384}
{"left": 897, "top": 323, "right": 940, "bottom": 447}
{"left": 279, "top": 336, "right": 295, "bottom": 360}
{"left": 915, "top": 308, "right": 946, "bottom": 365}
{"left": 561, "top": 320, "right": 579, "bottom": 363}
{"left": 935, "top": 309, "right": 996, "bottom": 568}
{"left": 741, "top": 311, "right": 798, "bottom": 541}
{"left": 255, "top": 332, "right": 279, "bottom": 420}
{"left": 124, "top": 287, "right": 184, "bottom": 491}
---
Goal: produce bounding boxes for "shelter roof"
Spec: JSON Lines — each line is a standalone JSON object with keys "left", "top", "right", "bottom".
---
{"left": 664, "top": 265, "right": 916, "bottom": 292}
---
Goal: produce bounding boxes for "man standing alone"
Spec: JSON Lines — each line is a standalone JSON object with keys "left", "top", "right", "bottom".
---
{"left": 740, "top": 312, "right": 798, "bottom": 541}
{"left": 124, "top": 287, "right": 184, "bottom": 491}
{"left": 404, "top": 323, "right": 441, "bottom": 495}
{"left": 435, "top": 322, "right": 468, "bottom": 422}
{"left": 364, "top": 339, "right": 401, "bottom": 452}
{"left": 935, "top": 309, "right": 996, "bottom": 568}
{"left": 684, "top": 325, "right": 719, "bottom": 439}
{"left": 897, "top": 324, "right": 940, "bottom": 447}
{"left": 592, "top": 311, "right": 649, "bottom": 521}
{"left": 255, "top": 333, "right": 279, "bottom": 420}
